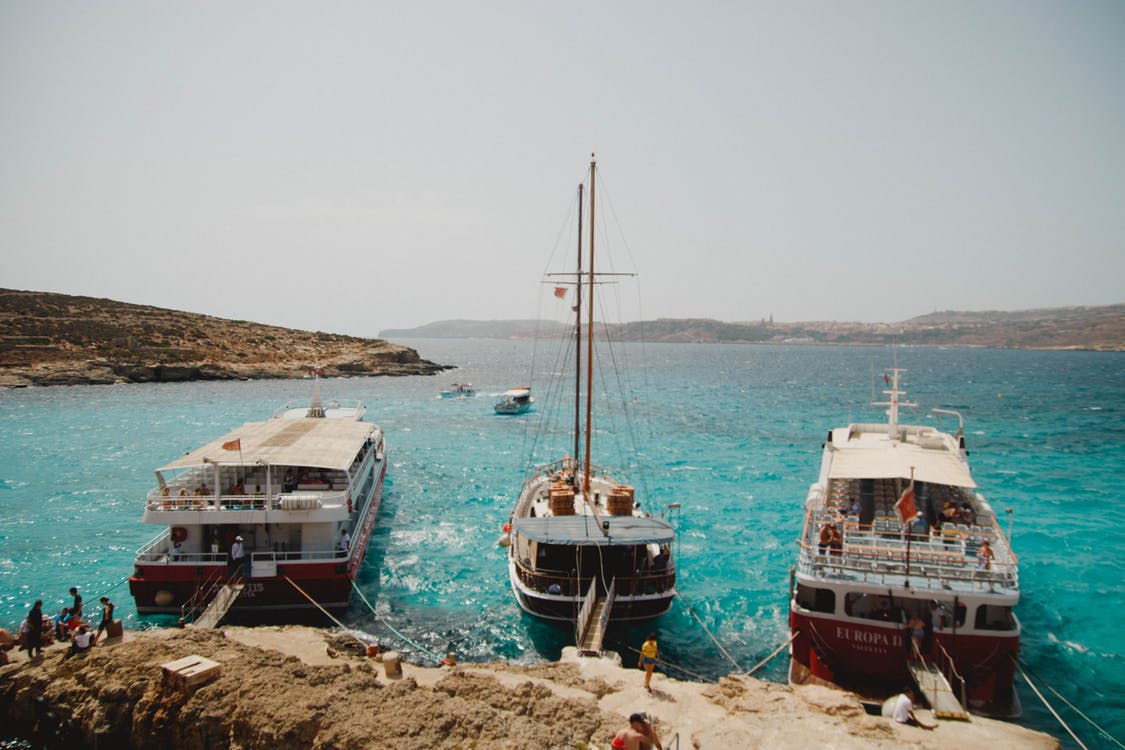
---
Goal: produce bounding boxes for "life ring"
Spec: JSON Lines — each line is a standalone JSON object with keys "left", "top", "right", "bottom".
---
{"left": 171, "top": 527, "right": 188, "bottom": 543}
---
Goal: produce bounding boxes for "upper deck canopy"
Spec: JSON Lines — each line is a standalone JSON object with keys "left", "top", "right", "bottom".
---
{"left": 828, "top": 427, "right": 977, "bottom": 488}
{"left": 513, "top": 516, "right": 675, "bottom": 546}
{"left": 158, "top": 418, "right": 377, "bottom": 472}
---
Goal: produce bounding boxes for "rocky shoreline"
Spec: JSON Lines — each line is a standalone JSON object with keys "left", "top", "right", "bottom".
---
{"left": 0, "top": 289, "right": 451, "bottom": 388}
{"left": 0, "top": 626, "right": 1060, "bottom": 749}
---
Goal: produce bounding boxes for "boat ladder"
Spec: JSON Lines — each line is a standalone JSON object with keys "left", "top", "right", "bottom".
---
{"left": 191, "top": 582, "right": 244, "bottom": 630}
{"left": 907, "top": 641, "right": 969, "bottom": 721}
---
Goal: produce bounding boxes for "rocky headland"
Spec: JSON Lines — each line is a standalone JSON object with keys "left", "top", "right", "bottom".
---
{"left": 0, "top": 626, "right": 1060, "bottom": 749}
{"left": 0, "top": 290, "right": 451, "bottom": 388}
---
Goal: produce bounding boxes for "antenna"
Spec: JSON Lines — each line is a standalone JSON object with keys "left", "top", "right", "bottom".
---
{"left": 872, "top": 368, "right": 916, "bottom": 441}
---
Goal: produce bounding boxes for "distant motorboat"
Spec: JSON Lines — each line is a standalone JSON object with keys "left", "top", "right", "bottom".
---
{"left": 494, "top": 387, "right": 533, "bottom": 415}
{"left": 439, "top": 383, "right": 476, "bottom": 398}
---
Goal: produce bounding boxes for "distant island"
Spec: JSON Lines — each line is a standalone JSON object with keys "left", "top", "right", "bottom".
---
{"left": 0, "top": 289, "right": 451, "bottom": 388}
{"left": 381, "top": 304, "right": 1125, "bottom": 352}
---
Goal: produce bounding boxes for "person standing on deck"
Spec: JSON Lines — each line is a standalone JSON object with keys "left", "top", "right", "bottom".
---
{"left": 338, "top": 528, "right": 351, "bottom": 554}
{"left": 229, "top": 535, "right": 245, "bottom": 579}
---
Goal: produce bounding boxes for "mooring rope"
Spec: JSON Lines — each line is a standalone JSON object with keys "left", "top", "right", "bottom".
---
{"left": 350, "top": 579, "right": 444, "bottom": 662}
{"left": 675, "top": 590, "right": 744, "bottom": 674}
{"left": 281, "top": 575, "right": 368, "bottom": 650}
{"left": 1014, "top": 655, "right": 1123, "bottom": 749}
{"left": 623, "top": 644, "right": 714, "bottom": 683}
{"left": 91, "top": 576, "right": 130, "bottom": 601}
{"left": 746, "top": 631, "right": 799, "bottom": 677}
{"left": 1011, "top": 655, "right": 1090, "bottom": 750}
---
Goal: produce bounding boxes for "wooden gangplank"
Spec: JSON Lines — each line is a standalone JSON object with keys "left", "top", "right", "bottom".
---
{"left": 190, "top": 583, "right": 243, "bottom": 630}
{"left": 578, "top": 597, "right": 609, "bottom": 656}
{"left": 909, "top": 661, "right": 969, "bottom": 720}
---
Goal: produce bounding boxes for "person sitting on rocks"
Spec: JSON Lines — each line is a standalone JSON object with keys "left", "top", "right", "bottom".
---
{"left": 891, "top": 687, "right": 936, "bottom": 729}
{"left": 63, "top": 626, "right": 93, "bottom": 660}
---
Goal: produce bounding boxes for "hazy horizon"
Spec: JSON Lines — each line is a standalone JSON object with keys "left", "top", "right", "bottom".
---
{"left": 3, "top": 2, "right": 1123, "bottom": 337}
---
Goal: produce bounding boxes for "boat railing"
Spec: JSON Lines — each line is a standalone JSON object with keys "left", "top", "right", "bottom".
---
{"left": 575, "top": 578, "right": 599, "bottom": 644}
{"left": 135, "top": 529, "right": 171, "bottom": 559}
{"left": 271, "top": 398, "right": 364, "bottom": 419}
{"left": 180, "top": 569, "right": 233, "bottom": 624}
{"left": 601, "top": 578, "right": 617, "bottom": 632}
{"left": 926, "top": 637, "right": 968, "bottom": 710}
{"left": 514, "top": 562, "right": 675, "bottom": 597}
{"left": 146, "top": 488, "right": 349, "bottom": 512}
{"left": 527, "top": 458, "right": 619, "bottom": 485}
{"left": 253, "top": 548, "right": 348, "bottom": 562}
{"left": 134, "top": 529, "right": 344, "bottom": 565}
{"left": 135, "top": 530, "right": 224, "bottom": 563}
{"left": 797, "top": 510, "right": 1017, "bottom": 589}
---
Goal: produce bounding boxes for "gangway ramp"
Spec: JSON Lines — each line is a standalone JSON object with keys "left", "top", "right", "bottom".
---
{"left": 579, "top": 598, "right": 609, "bottom": 655}
{"left": 909, "top": 660, "right": 969, "bottom": 720}
{"left": 191, "top": 583, "right": 243, "bottom": 630}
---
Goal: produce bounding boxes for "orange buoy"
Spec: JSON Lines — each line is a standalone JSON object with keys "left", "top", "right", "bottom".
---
{"left": 502, "top": 523, "right": 512, "bottom": 533}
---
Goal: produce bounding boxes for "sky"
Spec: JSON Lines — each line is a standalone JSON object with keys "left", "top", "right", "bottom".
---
{"left": 2, "top": 1, "right": 1123, "bottom": 338}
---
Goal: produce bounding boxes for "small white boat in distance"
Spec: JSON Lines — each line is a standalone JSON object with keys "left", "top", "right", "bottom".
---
{"left": 494, "top": 387, "right": 533, "bottom": 415}
{"left": 439, "top": 383, "right": 476, "bottom": 398}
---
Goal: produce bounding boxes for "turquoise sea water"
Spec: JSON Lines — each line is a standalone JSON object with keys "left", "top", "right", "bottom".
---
{"left": 1, "top": 341, "right": 1122, "bottom": 748}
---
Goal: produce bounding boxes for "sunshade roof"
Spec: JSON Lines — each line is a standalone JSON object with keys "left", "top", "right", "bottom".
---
{"left": 513, "top": 516, "right": 675, "bottom": 546}
{"left": 159, "top": 418, "right": 377, "bottom": 472}
{"left": 828, "top": 434, "right": 977, "bottom": 488}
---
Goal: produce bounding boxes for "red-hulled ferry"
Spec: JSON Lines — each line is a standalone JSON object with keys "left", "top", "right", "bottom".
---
{"left": 789, "top": 369, "right": 1020, "bottom": 718}
{"left": 129, "top": 377, "right": 385, "bottom": 617}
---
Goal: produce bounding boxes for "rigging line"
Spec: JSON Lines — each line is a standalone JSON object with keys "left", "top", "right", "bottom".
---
{"left": 1011, "top": 655, "right": 1090, "bottom": 750}
{"left": 350, "top": 579, "right": 444, "bottom": 663}
{"left": 525, "top": 307, "right": 576, "bottom": 475}
{"left": 675, "top": 590, "right": 744, "bottom": 675}
{"left": 594, "top": 169, "right": 642, "bottom": 282}
{"left": 745, "top": 632, "right": 800, "bottom": 677}
{"left": 594, "top": 297, "right": 645, "bottom": 490}
{"left": 601, "top": 302, "right": 645, "bottom": 486}
{"left": 281, "top": 575, "right": 367, "bottom": 650}
{"left": 539, "top": 189, "right": 582, "bottom": 281}
{"left": 1015, "top": 656, "right": 1124, "bottom": 749}
{"left": 91, "top": 576, "right": 131, "bottom": 600}
{"left": 622, "top": 644, "right": 715, "bottom": 683}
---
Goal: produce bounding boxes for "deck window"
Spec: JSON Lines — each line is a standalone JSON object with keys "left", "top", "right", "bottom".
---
{"left": 974, "top": 604, "right": 1016, "bottom": 631}
{"left": 796, "top": 583, "right": 836, "bottom": 614}
{"left": 843, "top": 592, "right": 900, "bottom": 622}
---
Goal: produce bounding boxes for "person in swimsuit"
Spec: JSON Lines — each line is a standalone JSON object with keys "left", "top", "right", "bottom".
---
{"left": 613, "top": 713, "right": 662, "bottom": 750}
{"left": 638, "top": 633, "right": 658, "bottom": 691}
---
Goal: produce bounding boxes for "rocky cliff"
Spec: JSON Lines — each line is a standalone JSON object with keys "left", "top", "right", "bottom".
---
{"left": 0, "top": 290, "right": 450, "bottom": 387}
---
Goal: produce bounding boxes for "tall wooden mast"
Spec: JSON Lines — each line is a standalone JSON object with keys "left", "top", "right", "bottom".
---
{"left": 583, "top": 156, "right": 596, "bottom": 492}
{"left": 573, "top": 182, "right": 583, "bottom": 467}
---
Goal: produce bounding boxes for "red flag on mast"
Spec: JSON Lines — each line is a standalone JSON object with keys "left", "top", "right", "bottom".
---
{"left": 894, "top": 483, "right": 917, "bottom": 523}
{"left": 553, "top": 286, "right": 567, "bottom": 299}
{"left": 222, "top": 438, "right": 241, "bottom": 451}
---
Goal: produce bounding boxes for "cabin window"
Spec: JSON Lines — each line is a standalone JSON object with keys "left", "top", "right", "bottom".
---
{"left": 843, "top": 592, "right": 899, "bottom": 623}
{"left": 974, "top": 604, "right": 1016, "bottom": 631}
{"left": 796, "top": 584, "right": 835, "bottom": 614}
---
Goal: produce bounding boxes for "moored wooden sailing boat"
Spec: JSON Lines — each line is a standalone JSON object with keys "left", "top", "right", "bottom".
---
{"left": 504, "top": 157, "right": 677, "bottom": 638}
